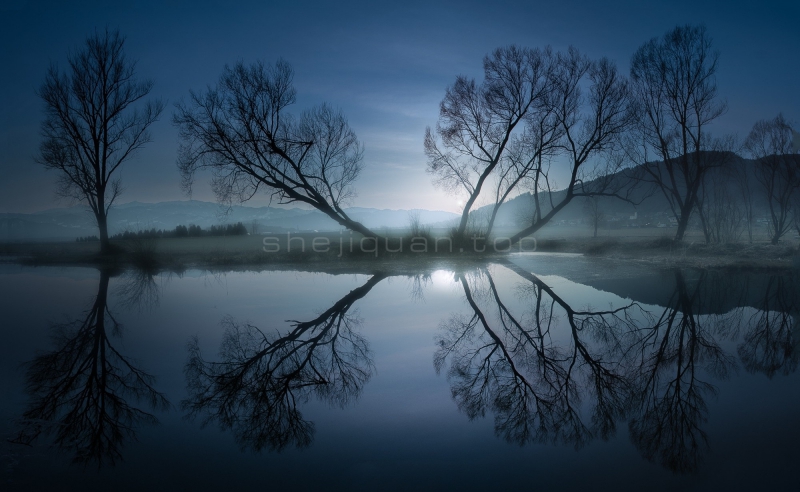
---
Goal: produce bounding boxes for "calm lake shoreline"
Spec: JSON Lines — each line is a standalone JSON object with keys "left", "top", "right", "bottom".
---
{"left": 2, "top": 235, "right": 798, "bottom": 272}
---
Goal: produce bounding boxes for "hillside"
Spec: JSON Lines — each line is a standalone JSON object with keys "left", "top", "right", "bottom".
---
{"left": 1, "top": 154, "right": 776, "bottom": 242}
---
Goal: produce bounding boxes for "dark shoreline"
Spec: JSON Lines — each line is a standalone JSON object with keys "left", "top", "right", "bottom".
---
{"left": 2, "top": 235, "right": 798, "bottom": 273}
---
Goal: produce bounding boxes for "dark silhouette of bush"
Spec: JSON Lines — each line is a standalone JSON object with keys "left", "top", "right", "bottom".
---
{"left": 106, "top": 222, "right": 249, "bottom": 241}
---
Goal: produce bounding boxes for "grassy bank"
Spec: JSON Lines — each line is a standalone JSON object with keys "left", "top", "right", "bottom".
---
{"left": 2, "top": 229, "right": 799, "bottom": 272}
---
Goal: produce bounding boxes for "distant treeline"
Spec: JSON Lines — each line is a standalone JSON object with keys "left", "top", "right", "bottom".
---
{"left": 75, "top": 223, "right": 248, "bottom": 242}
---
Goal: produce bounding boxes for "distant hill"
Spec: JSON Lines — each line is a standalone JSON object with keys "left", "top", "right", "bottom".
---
{"left": 0, "top": 200, "right": 460, "bottom": 242}
{"left": 1, "top": 154, "right": 774, "bottom": 241}
{"left": 466, "top": 153, "right": 770, "bottom": 230}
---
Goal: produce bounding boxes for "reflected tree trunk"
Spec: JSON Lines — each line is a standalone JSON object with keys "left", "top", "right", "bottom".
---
{"left": 11, "top": 269, "right": 169, "bottom": 466}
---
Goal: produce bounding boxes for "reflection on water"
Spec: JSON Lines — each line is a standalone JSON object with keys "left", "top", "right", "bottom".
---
{"left": 183, "top": 274, "right": 386, "bottom": 452}
{"left": 178, "top": 261, "right": 798, "bottom": 475}
{"left": 3, "top": 259, "right": 798, "bottom": 483}
{"left": 9, "top": 268, "right": 169, "bottom": 466}
{"left": 435, "top": 267, "right": 640, "bottom": 451}
{"left": 735, "top": 275, "right": 798, "bottom": 377}
{"left": 458, "top": 265, "right": 797, "bottom": 473}
{"left": 435, "top": 265, "right": 798, "bottom": 473}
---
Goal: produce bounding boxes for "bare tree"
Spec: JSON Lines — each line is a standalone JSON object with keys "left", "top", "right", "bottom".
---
{"left": 174, "top": 60, "right": 381, "bottom": 242}
{"left": 736, "top": 275, "right": 799, "bottom": 378}
{"left": 583, "top": 196, "right": 605, "bottom": 237}
{"left": 37, "top": 29, "right": 164, "bottom": 254}
{"left": 744, "top": 114, "right": 800, "bottom": 245}
{"left": 628, "top": 270, "right": 735, "bottom": 473}
{"left": 628, "top": 25, "right": 727, "bottom": 241}
{"left": 507, "top": 50, "right": 634, "bottom": 245}
{"left": 425, "top": 46, "right": 553, "bottom": 241}
{"left": 435, "top": 265, "right": 642, "bottom": 449}
{"left": 483, "top": 76, "right": 565, "bottom": 237}
{"left": 695, "top": 150, "right": 744, "bottom": 244}
{"left": 733, "top": 158, "right": 757, "bottom": 243}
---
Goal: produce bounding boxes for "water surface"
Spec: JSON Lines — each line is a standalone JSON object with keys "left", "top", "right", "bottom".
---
{"left": 1, "top": 255, "right": 798, "bottom": 491}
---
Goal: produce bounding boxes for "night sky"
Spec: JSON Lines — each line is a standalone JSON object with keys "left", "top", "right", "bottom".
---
{"left": 1, "top": 0, "right": 798, "bottom": 214}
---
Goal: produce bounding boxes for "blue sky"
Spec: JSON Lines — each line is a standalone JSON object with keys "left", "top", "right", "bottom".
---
{"left": 1, "top": 0, "right": 798, "bottom": 213}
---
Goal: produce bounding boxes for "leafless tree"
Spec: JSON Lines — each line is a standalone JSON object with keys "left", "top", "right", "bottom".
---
{"left": 425, "top": 46, "right": 553, "bottom": 241}
{"left": 733, "top": 159, "right": 757, "bottom": 243}
{"left": 627, "top": 270, "right": 734, "bottom": 474}
{"left": 174, "top": 60, "right": 382, "bottom": 242}
{"left": 696, "top": 161, "right": 745, "bottom": 244}
{"left": 484, "top": 79, "right": 563, "bottom": 236}
{"left": 734, "top": 275, "right": 799, "bottom": 378}
{"left": 628, "top": 24, "right": 727, "bottom": 241}
{"left": 583, "top": 196, "right": 605, "bottom": 238}
{"left": 427, "top": 46, "right": 633, "bottom": 246}
{"left": 507, "top": 50, "right": 634, "bottom": 245}
{"left": 435, "top": 263, "right": 794, "bottom": 473}
{"left": 37, "top": 29, "right": 164, "bottom": 254}
{"left": 744, "top": 114, "right": 800, "bottom": 244}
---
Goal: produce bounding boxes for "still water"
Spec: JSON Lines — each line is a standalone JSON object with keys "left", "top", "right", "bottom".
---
{"left": 1, "top": 254, "right": 798, "bottom": 491}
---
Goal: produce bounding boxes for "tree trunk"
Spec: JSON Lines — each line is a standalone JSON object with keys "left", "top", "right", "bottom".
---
{"left": 486, "top": 206, "right": 501, "bottom": 239}
{"left": 456, "top": 194, "right": 479, "bottom": 239}
{"left": 674, "top": 206, "right": 692, "bottom": 242}
{"left": 697, "top": 208, "right": 712, "bottom": 244}
{"left": 593, "top": 220, "right": 598, "bottom": 238}
{"left": 507, "top": 191, "right": 575, "bottom": 246}
{"left": 97, "top": 212, "right": 110, "bottom": 254}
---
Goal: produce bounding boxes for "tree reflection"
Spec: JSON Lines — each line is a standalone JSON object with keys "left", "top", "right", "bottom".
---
{"left": 628, "top": 271, "right": 798, "bottom": 472}
{"left": 435, "top": 264, "right": 798, "bottom": 474}
{"left": 117, "top": 264, "right": 161, "bottom": 311}
{"left": 736, "top": 275, "right": 798, "bottom": 378}
{"left": 183, "top": 273, "right": 386, "bottom": 452}
{"left": 627, "top": 270, "right": 734, "bottom": 474}
{"left": 435, "top": 266, "right": 645, "bottom": 449}
{"left": 11, "top": 269, "right": 169, "bottom": 467}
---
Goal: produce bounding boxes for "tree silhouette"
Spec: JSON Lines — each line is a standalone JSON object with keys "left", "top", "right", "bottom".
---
{"left": 426, "top": 46, "right": 634, "bottom": 246}
{"left": 435, "top": 266, "right": 642, "bottom": 448}
{"left": 37, "top": 29, "right": 163, "bottom": 254}
{"left": 627, "top": 270, "right": 734, "bottom": 473}
{"left": 425, "top": 46, "right": 554, "bottom": 240}
{"left": 434, "top": 264, "right": 792, "bottom": 474}
{"left": 507, "top": 49, "right": 635, "bottom": 246}
{"left": 744, "top": 114, "right": 800, "bottom": 245}
{"left": 11, "top": 269, "right": 169, "bottom": 466}
{"left": 183, "top": 274, "right": 386, "bottom": 451}
{"left": 174, "top": 60, "right": 383, "bottom": 244}
{"left": 628, "top": 24, "right": 728, "bottom": 241}
{"left": 736, "top": 275, "right": 799, "bottom": 378}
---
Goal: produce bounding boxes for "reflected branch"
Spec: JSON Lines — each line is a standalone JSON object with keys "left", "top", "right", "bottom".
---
{"left": 10, "top": 269, "right": 169, "bottom": 467}
{"left": 436, "top": 265, "right": 643, "bottom": 449}
{"left": 628, "top": 270, "right": 734, "bottom": 474}
{"left": 434, "top": 263, "right": 776, "bottom": 474}
{"left": 737, "top": 275, "right": 799, "bottom": 378}
{"left": 183, "top": 273, "right": 386, "bottom": 452}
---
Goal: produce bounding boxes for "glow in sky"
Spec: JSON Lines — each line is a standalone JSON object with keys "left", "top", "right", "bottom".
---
{"left": 1, "top": 0, "right": 797, "bottom": 213}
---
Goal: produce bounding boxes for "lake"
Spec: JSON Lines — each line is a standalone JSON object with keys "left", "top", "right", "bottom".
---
{"left": 1, "top": 254, "right": 798, "bottom": 491}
